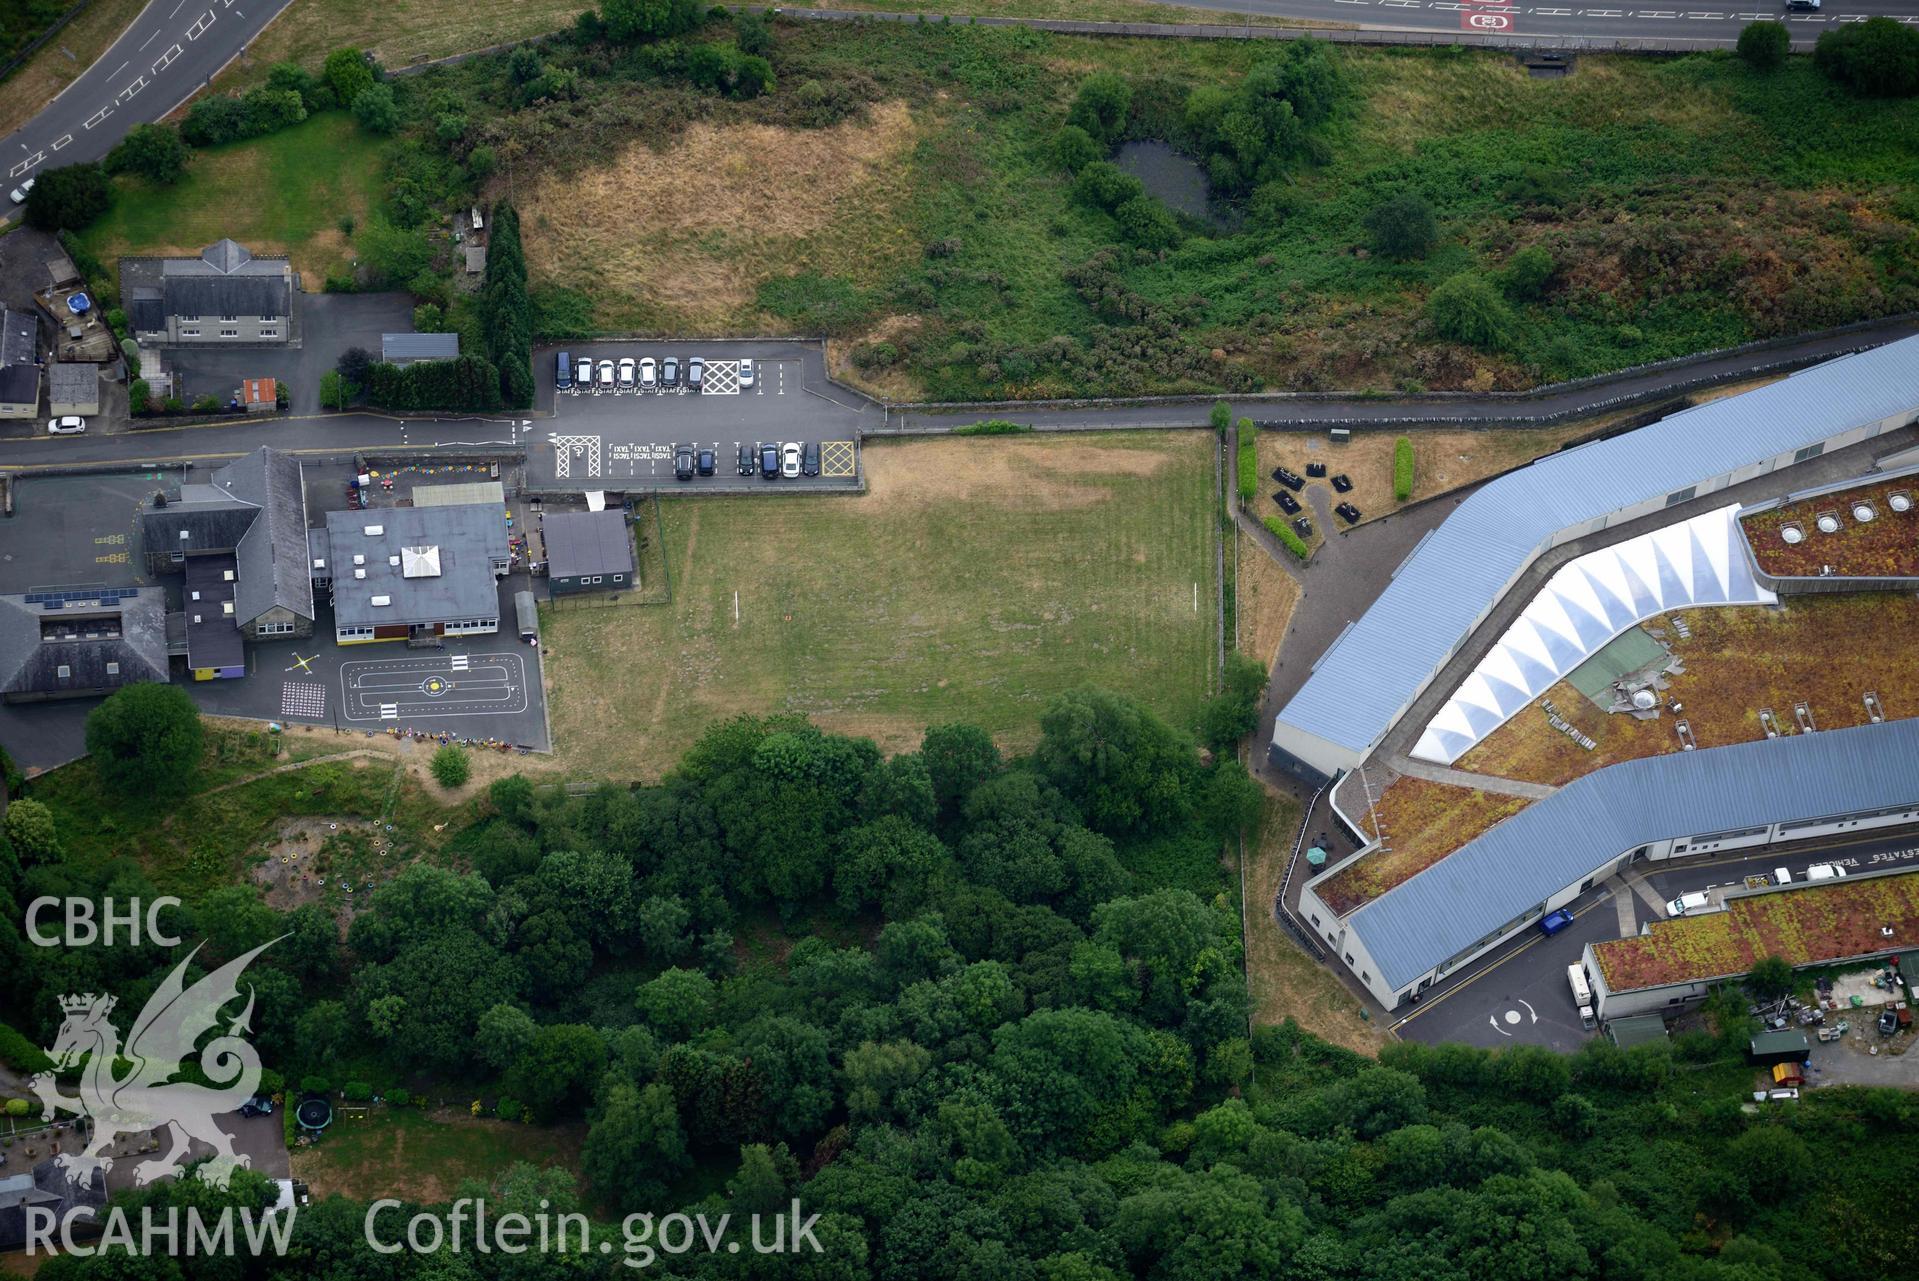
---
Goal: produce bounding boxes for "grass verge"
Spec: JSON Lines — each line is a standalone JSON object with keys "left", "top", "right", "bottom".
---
{"left": 542, "top": 431, "right": 1218, "bottom": 779}
{"left": 1243, "top": 793, "right": 1392, "bottom": 1056}
{"left": 0, "top": 0, "right": 144, "bottom": 136}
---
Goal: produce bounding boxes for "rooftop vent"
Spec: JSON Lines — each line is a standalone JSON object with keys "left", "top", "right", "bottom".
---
{"left": 1779, "top": 523, "right": 1804, "bottom": 545}
{"left": 363, "top": 524, "right": 384, "bottom": 536}
{"left": 1890, "top": 491, "right": 1912, "bottom": 514}
{"left": 1631, "top": 688, "right": 1657, "bottom": 711}
{"left": 370, "top": 595, "right": 391, "bottom": 607}
{"left": 179, "top": 530, "right": 190, "bottom": 541}
{"left": 1815, "top": 512, "right": 1842, "bottom": 535}
{"left": 1853, "top": 501, "right": 1877, "bottom": 523}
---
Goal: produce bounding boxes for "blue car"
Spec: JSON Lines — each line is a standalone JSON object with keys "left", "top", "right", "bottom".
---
{"left": 1538, "top": 908, "right": 1574, "bottom": 937}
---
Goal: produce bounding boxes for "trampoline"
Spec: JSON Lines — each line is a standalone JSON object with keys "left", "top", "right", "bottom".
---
{"left": 295, "top": 1097, "right": 333, "bottom": 1133}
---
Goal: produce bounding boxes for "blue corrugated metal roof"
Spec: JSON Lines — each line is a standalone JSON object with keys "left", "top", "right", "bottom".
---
{"left": 1274, "top": 336, "right": 1919, "bottom": 758}
{"left": 1346, "top": 718, "right": 1919, "bottom": 992}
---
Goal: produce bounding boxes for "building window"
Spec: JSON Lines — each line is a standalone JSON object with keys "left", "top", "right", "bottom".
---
{"left": 257, "top": 621, "right": 295, "bottom": 635}
{"left": 612, "top": 574, "right": 624, "bottom": 583}
{"left": 220, "top": 328, "right": 238, "bottom": 338}
{"left": 180, "top": 315, "right": 200, "bottom": 323}
{"left": 1344, "top": 953, "right": 1354, "bottom": 965}
{"left": 1793, "top": 443, "right": 1824, "bottom": 464}
{"left": 1361, "top": 972, "right": 1370, "bottom": 983}
{"left": 181, "top": 329, "right": 200, "bottom": 338}
{"left": 1664, "top": 486, "right": 1697, "bottom": 508}
{"left": 259, "top": 328, "right": 278, "bottom": 339}
{"left": 221, "top": 315, "right": 238, "bottom": 322}
{"left": 338, "top": 625, "right": 375, "bottom": 640}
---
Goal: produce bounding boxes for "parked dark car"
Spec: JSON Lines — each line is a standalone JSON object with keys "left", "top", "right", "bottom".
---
{"left": 1538, "top": 908, "right": 1575, "bottom": 937}
{"left": 1292, "top": 517, "right": 1312, "bottom": 538}
{"left": 737, "top": 443, "right": 754, "bottom": 476}
{"left": 760, "top": 443, "right": 779, "bottom": 478}
{"left": 1330, "top": 473, "right": 1354, "bottom": 493}
{"left": 674, "top": 446, "right": 695, "bottom": 481}
{"left": 687, "top": 357, "right": 705, "bottom": 392}
{"left": 662, "top": 357, "right": 681, "bottom": 389}
{"left": 1305, "top": 462, "right": 1326, "bottom": 478}
{"left": 555, "top": 351, "right": 572, "bottom": 390}
{"left": 697, "top": 448, "right": 716, "bottom": 477}
{"left": 803, "top": 441, "right": 821, "bottom": 477}
{"left": 1274, "top": 491, "right": 1300, "bottom": 515}
{"left": 1274, "top": 468, "right": 1305, "bottom": 491}
{"left": 1336, "top": 502, "right": 1362, "bottom": 525}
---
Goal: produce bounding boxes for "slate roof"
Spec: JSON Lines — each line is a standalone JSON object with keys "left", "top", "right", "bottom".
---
{"left": 543, "top": 511, "right": 634, "bottom": 580}
{"left": 0, "top": 1159, "right": 105, "bottom": 1251}
{"left": 1273, "top": 334, "right": 1919, "bottom": 764}
{"left": 0, "top": 365, "right": 36, "bottom": 406}
{"left": 0, "top": 589, "right": 170, "bottom": 699}
{"left": 1340, "top": 717, "right": 1919, "bottom": 993}
{"left": 0, "top": 307, "right": 35, "bottom": 366}
{"left": 382, "top": 332, "right": 460, "bottom": 363}
{"left": 139, "top": 447, "right": 313, "bottom": 625}
{"left": 128, "top": 289, "right": 165, "bottom": 335}
{"left": 326, "top": 504, "right": 508, "bottom": 628}
{"left": 162, "top": 275, "right": 288, "bottom": 321}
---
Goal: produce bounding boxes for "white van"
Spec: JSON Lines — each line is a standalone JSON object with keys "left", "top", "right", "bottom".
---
{"left": 1805, "top": 863, "right": 1848, "bottom": 882}
{"left": 1773, "top": 867, "right": 1792, "bottom": 886}
{"left": 1665, "top": 890, "right": 1710, "bottom": 917}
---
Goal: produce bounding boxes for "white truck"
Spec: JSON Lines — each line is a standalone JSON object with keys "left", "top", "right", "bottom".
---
{"left": 1567, "top": 964, "right": 1596, "bottom": 1029}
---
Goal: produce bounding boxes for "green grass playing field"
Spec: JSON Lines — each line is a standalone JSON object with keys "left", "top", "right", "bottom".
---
{"left": 542, "top": 432, "right": 1221, "bottom": 778}
{"left": 77, "top": 112, "right": 385, "bottom": 288}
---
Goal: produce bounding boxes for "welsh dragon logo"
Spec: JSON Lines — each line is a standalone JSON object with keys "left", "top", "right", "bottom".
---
{"left": 30, "top": 938, "right": 281, "bottom": 1190}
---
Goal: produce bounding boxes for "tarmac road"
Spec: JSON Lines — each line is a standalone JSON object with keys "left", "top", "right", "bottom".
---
{"left": 3, "top": 0, "right": 295, "bottom": 193}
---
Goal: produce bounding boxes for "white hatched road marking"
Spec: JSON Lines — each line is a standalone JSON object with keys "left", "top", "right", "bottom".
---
{"left": 187, "top": 10, "right": 216, "bottom": 39}
{"left": 52, "top": 134, "right": 71, "bottom": 151}
{"left": 702, "top": 360, "right": 741, "bottom": 395}
{"left": 85, "top": 106, "right": 112, "bottom": 129}
{"left": 550, "top": 435, "right": 601, "bottom": 479}
{"left": 154, "top": 45, "right": 182, "bottom": 75}
{"left": 380, "top": 704, "right": 399, "bottom": 720}
{"left": 117, "top": 77, "right": 147, "bottom": 104}
{"left": 450, "top": 654, "right": 469, "bottom": 671}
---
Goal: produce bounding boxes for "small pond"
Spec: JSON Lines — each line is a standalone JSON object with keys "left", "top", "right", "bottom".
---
{"left": 1113, "top": 141, "right": 1214, "bottom": 223}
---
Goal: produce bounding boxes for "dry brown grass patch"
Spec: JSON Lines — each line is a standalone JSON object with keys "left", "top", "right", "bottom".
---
{"left": 1236, "top": 528, "right": 1300, "bottom": 667}
{"left": 522, "top": 102, "right": 919, "bottom": 327}
{"left": 860, "top": 433, "right": 1186, "bottom": 513}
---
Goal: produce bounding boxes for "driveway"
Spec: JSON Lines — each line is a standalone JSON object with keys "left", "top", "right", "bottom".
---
{"left": 167, "top": 293, "right": 414, "bottom": 414}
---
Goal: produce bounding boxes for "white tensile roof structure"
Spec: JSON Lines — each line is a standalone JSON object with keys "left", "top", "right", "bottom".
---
{"left": 1410, "top": 505, "right": 1774, "bottom": 765}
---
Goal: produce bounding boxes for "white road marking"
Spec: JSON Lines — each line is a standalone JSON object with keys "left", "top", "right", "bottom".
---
{"left": 117, "top": 77, "right": 146, "bottom": 104}
{"left": 84, "top": 107, "right": 111, "bottom": 128}
{"left": 154, "top": 44, "right": 182, "bottom": 74}
{"left": 109, "top": 61, "right": 127, "bottom": 76}
{"left": 140, "top": 31, "right": 160, "bottom": 51}
{"left": 52, "top": 134, "right": 71, "bottom": 151}
{"left": 169, "top": 0, "right": 185, "bottom": 15}
{"left": 187, "top": 10, "right": 215, "bottom": 39}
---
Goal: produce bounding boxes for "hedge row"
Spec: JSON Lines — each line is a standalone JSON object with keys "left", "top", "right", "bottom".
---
{"left": 1236, "top": 419, "right": 1258, "bottom": 504}
{"left": 953, "top": 419, "right": 1032, "bottom": 436}
{"left": 362, "top": 354, "right": 504, "bottom": 413}
{"left": 1262, "top": 516, "right": 1310, "bottom": 562}
{"left": 0, "top": 1022, "right": 53, "bottom": 1075}
{"left": 1393, "top": 436, "right": 1415, "bottom": 502}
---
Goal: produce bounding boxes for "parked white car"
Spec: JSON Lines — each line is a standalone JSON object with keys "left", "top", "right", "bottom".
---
{"left": 639, "top": 357, "right": 658, "bottom": 389}
{"left": 738, "top": 358, "right": 756, "bottom": 389}
{"left": 781, "top": 441, "right": 802, "bottom": 479}
{"left": 597, "top": 359, "right": 615, "bottom": 390}
{"left": 46, "top": 415, "right": 86, "bottom": 435}
{"left": 617, "top": 357, "right": 637, "bottom": 390}
{"left": 9, "top": 177, "right": 34, "bottom": 205}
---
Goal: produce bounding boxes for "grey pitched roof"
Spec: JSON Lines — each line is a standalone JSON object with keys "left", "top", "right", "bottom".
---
{"left": 543, "top": 511, "right": 633, "bottom": 580}
{"left": 0, "top": 307, "right": 35, "bottom": 366}
{"left": 0, "top": 1159, "right": 105, "bottom": 1251}
{"left": 166, "top": 240, "right": 284, "bottom": 277}
{"left": 326, "top": 503, "right": 508, "bottom": 628}
{"left": 162, "top": 275, "right": 288, "bottom": 321}
{"left": 214, "top": 448, "right": 312, "bottom": 624}
{"left": 128, "top": 288, "right": 165, "bottom": 334}
{"left": 1342, "top": 717, "right": 1919, "bottom": 992}
{"left": 140, "top": 448, "right": 313, "bottom": 625}
{"left": 0, "top": 365, "right": 36, "bottom": 406}
{"left": 382, "top": 332, "right": 460, "bottom": 362}
{"left": 1273, "top": 334, "right": 1919, "bottom": 762}
{"left": 202, "top": 238, "right": 252, "bottom": 272}
{"left": 49, "top": 363, "right": 96, "bottom": 403}
{"left": 0, "top": 590, "right": 170, "bottom": 698}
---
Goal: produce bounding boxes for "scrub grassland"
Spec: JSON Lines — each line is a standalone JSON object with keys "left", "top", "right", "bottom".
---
{"left": 542, "top": 431, "right": 1220, "bottom": 780}
{"left": 354, "top": 18, "right": 1919, "bottom": 400}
